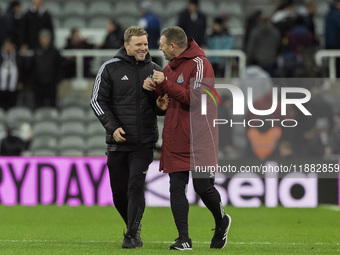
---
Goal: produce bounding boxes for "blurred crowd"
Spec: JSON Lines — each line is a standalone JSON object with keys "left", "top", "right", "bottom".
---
{"left": 1, "top": 0, "right": 340, "bottom": 159}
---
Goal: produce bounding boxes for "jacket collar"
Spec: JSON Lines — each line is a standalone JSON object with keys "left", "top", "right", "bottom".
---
{"left": 115, "top": 47, "right": 151, "bottom": 65}
{"left": 169, "top": 38, "right": 205, "bottom": 70}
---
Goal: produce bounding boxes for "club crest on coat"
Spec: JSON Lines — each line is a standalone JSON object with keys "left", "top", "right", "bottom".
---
{"left": 177, "top": 73, "right": 184, "bottom": 83}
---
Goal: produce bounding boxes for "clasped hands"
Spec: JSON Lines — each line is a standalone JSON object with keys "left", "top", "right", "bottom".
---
{"left": 143, "top": 69, "right": 165, "bottom": 91}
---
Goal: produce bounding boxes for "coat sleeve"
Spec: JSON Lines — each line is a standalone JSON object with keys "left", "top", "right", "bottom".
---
{"left": 90, "top": 64, "right": 120, "bottom": 136}
{"left": 159, "top": 58, "right": 215, "bottom": 106}
{"left": 144, "top": 62, "right": 166, "bottom": 115}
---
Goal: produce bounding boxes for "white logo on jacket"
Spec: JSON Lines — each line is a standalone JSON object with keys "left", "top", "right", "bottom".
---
{"left": 121, "top": 75, "right": 129, "bottom": 80}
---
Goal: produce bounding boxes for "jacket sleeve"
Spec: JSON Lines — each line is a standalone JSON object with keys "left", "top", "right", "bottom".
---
{"left": 146, "top": 62, "right": 166, "bottom": 115}
{"left": 159, "top": 59, "right": 215, "bottom": 106}
{"left": 90, "top": 65, "right": 120, "bottom": 136}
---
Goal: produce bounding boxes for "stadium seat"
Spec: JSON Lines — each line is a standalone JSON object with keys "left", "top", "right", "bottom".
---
{"left": 87, "top": 148, "right": 106, "bottom": 156}
{"left": 60, "top": 149, "right": 85, "bottom": 157}
{"left": 59, "top": 107, "right": 86, "bottom": 123}
{"left": 58, "top": 136, "right": 85, "bottom": 151}
{"left": 33, "top": 149, "right": 58, "bottom": 156}
{"left": 0, "top": 122, "right": 7, "bottom": 141}
{"left": 60, "top": 121, "right": 86, "bottom": 138}
{"left": 45, "top": 1, "right": 63, "bottom": 17}
{"left": 87, "top": 109, "right": 98, "bottom": 124}
{"left": 115, "top": 1, "right": 139, "bottom": 16}
{"left": 87, "top": 121, "right": 105, "bottom": 136}
{"left": 63, "top": 1, "right": 87, "bottom": 16}
{"left": 6, "top": 106, "right": 33, "bottom": 126}
{"left": 219, "top": 2, "right": 243, "bottom": 17}
{"left": 58, "top": 95, "right": 88, "bottom": 110}
{"left": 62, "top": 16, "right": 87, "bottom": 29}
{"left": 149, "top": 1, "right": 164, "bottom": 16}
{"left": 34, "top": 107, "right": 59, "bottom": 123}
{"left": 0, "top": 2, "right": 7, "bottom": 13}
{"left": 163, "top": 16, "right": 178, "bottom": 30}
{"left": 88, "top": 17, "right": 110, "bottom": 29}
{"left": 164, "top": 1, "right": 187, "bottom": 17}
{"left": 0, "top": 108, "right": 5, "bottom": 122}
{"left": 115, "top": 14, "right": 139, "bottom": 30}
{"left": 87, "top": 1, "right": 113, "bottom": 16}
{"left": 33, "top": 121, "right": 59, "bottom": 137}
{"left": 200, "top": 1, "right": 217, "bottom": 16}
{"left": 228, "top": 17, "right": 244, "bottom": 29}
{"left": 87, "top": 135, "right": 105, "bottom": 149}
{"left": 30, "top": 135, "right": 58, "bottom": 152}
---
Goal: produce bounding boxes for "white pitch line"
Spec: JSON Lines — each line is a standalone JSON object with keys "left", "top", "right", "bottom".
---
{"left": 0, "top": 240, "right": 339, "bottom": 246}
{"left": 320, "top": 205, "right": 340, "bottom": 212}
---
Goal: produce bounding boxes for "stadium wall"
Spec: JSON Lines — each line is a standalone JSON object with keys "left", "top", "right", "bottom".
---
{"left": 0, "top": 157, "right": 338, "bottom": 207}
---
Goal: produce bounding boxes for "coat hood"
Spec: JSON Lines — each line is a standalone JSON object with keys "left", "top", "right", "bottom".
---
{"left": 169, "top": 38, "right": 205, "bottom": 69}
{"left": 114, "top": 47, "right": 152, "bottom": 64}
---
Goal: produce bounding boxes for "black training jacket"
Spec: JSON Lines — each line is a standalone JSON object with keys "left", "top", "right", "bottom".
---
{"left": 90, "top": 47, "right": 163, "bottom": 151}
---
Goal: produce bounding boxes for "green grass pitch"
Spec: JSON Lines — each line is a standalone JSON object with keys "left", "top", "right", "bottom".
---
{"left": 0, "top": 205, "right": 339, "bottom": 254}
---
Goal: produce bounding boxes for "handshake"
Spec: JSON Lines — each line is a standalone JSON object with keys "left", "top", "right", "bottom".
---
{"left": 143, "top": 69, "right": 165, "bottom": 91}
{"left": 143, "top": 69, "right": 169, "bottom": 111}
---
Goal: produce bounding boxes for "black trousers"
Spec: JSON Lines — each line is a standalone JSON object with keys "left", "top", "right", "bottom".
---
{"left": 169, "top": 171, "right": 225, "bottom": 238}
{"left": 106, "top": 148, "right": 153, "bottom": 236}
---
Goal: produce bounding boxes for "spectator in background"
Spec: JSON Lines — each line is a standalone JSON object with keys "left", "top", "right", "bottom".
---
{"left": 177, "top": 0, "right": 207, "bottom": 47}
{"left": 295, "top": 86, "right": 334, "bottom": 157}
{"left": 325, "top": 0, "right": 340, "bottom": 49}
{"left": 246, "top": 14, "right": 281, "bottom": 77}
{"left": 3, "top": 1, "right": 23, "bottom": 48}
{"left": 100, "top": 19, "right": 124, "bottom": 49}
{"left": 271, "top": 0, "right": 295, "bottom": 38}
{"left": 21, "top": 0, "right": 54, "bottom": 50}
{"left": 325, "top": 0, "right": 340, "bottom": 77}
{"left": 64, "top": 28, "right": 94, "bottom": 78}
{"left": 207, "top": 16, "right": 233, "bottom": 77}
{"left": 279, "top": 15, "right": 317, "bottom": 77}
{"left": 138, "top": 1, "right": 161, "bottom": 49}
{"left": 243, "top": 10, "right": 262, "bottom": 50}
{"left": 302, "top": 1, "right": 318, "bottom": 44}
{"left": 0, "top": 122, "right": 32, "bottom": 156}
{"left": 31, "top": 30, "right": 62, "bottom": 108}
{"left": 0, "top": 37, "right": 24, "bottom": 110}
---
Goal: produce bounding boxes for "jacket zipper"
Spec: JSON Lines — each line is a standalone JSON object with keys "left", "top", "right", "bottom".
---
{"left": 136, "top": 62, "right": 141, "bottom": 145}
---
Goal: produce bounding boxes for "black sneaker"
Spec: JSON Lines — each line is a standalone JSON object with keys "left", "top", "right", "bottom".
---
{"left": 169, "top": 236, "right": 192, "bottom": 250}
{"left": 135, "top": 224, "right": 143, "bottom": 248}
{"left": 210, "top": 214, "right": 231, "bottom": 249}
{"left": 121, "top": 234, "right": 136, "bottom": 249}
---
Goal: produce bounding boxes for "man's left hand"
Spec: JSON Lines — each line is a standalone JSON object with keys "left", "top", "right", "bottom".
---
{"left": 156, "top": 94, "right": 169, "bottom": 111}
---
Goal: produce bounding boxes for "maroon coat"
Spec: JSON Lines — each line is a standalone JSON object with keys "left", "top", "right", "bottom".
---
{"left": 157, "top": 39, "right": 218, "bottom": 173}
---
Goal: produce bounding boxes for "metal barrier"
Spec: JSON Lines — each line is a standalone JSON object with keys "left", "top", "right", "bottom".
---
{"left": 315, "top": 49, "right": 340, "bottom": 81}
{"left": 60, "top": 49, "right": 247, "bottom": 80}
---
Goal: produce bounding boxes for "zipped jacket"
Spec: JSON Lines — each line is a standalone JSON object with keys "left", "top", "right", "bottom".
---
{"left": 91, "top": 47, "right": 163, "bottom": 151}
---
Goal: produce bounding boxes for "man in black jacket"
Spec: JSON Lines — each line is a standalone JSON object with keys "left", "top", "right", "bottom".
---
{"left": 91, "top": 26, "right": 168, "bottom": 249}
{"left": 32, "top": 29, "right": 62, "bottom": 108}
{"left": 21, "top": 0, "right": 54, "bottom": 50}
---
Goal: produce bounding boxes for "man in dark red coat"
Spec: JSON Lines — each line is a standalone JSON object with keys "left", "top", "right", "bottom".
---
{"left": 143, "top": 26, "right": 231, "bottom": 250}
